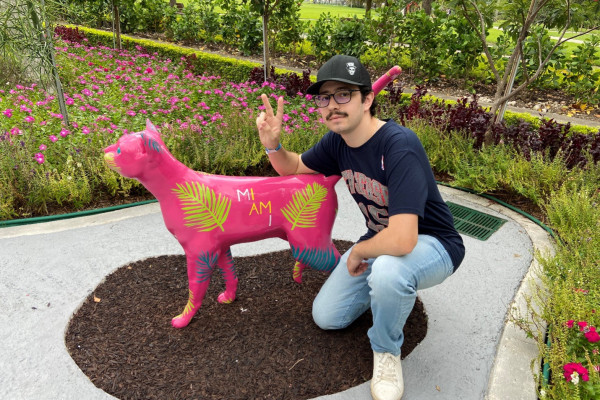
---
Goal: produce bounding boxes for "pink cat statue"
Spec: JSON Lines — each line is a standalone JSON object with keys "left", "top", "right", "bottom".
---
{"left": 103, "top": 66, "right": 401, "bottom": 329}
{"left": 104, "top": 121, "right": 341, "bottom": 328}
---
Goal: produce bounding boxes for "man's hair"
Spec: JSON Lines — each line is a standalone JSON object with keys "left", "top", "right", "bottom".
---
{"left": 360, "top": 88, "right": 377, "bottom": 117}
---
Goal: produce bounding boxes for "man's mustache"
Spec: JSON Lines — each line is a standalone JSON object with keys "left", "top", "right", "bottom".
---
{"left": 326, "top": 111, "right": 348, "bottom": 121}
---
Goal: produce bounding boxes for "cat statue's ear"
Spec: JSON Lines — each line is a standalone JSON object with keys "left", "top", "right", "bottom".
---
{"left": 146, "top": 119, "right": 160, "bottom": 136}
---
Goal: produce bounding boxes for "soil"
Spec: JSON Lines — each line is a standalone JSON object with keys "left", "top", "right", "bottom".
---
{"left": 65, "top": 240, "right": 427, "bottom": 400}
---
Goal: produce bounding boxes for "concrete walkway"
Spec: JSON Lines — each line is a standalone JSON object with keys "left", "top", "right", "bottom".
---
{"left": 0, "top": 182, "right": 553, "bottom": 400}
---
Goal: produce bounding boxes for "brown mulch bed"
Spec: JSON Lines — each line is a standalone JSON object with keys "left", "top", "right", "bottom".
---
{"left": 65, "top": 240, "right": 427, "bottom": 400}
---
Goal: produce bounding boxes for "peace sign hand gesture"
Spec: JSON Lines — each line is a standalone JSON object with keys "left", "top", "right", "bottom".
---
{"left": 256, "top": 93, "right": 284, "bottom": 150}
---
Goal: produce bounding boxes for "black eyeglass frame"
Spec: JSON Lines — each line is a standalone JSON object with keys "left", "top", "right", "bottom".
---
{"left": 313, "top": 89, "right": 361, "bottom": 108}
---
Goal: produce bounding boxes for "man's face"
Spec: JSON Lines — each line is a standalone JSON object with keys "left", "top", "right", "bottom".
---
{"left": 317, "top": 81, "right": 368, "bottom": 136}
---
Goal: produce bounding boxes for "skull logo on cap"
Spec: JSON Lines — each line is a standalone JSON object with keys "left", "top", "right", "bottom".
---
{"left": 346, "top": 62, "right": 356, "bottom": 75}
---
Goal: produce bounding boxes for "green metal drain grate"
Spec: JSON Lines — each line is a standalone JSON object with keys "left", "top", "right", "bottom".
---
{"left": 446, "top": 201, "right": 507, "bottom": 241}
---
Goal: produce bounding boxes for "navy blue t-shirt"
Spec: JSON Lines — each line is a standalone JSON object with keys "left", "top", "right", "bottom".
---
{"left": 301, "top": 119, "right": 465, "bottom": 270}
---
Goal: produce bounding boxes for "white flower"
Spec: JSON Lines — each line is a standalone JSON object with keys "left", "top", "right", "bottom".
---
{"left": 571, "top": 372, "right": 580, "bottom": 385}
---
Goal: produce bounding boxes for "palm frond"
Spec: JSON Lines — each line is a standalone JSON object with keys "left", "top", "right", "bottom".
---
{"left": 172, "top": 182, "right": 231, "bottom": 232}
{"left": 291, "top": 245, "right": 339, "bottom": 272}
{"left": 195, "top": 251, "right": 218, "bottom": 283}
{"left": 280, "top": 182, "right": 328, "bottom": 230}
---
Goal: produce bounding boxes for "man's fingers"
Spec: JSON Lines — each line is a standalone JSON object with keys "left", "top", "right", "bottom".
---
{"left": 261, "top": 94, "right": 274, "bottom": 118}
{"left": 256, "top": 112, "right": 266, "bottom": 127}
{"left": 275, "top": 96, "right": 284, "bottom": 119}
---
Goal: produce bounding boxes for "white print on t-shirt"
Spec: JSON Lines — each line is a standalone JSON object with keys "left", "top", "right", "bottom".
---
{"left": 341, "top": 169, "right": 388, "bottom": 207}
{"left": 341, "top": 169, "right": 390, "bottom": 232}
{"left": 358, "top": 202, "right": 388, "bottom": 232}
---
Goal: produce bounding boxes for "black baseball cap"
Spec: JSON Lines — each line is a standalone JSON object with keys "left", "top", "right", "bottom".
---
{"left": 306, "top": 55, "right": 372, "bottom": 95}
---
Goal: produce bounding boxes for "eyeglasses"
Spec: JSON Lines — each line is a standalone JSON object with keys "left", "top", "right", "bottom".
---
{"left": 313, "top": 89, "right": 361, "bottom": 108}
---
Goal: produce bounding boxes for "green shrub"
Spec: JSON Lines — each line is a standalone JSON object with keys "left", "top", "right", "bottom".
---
{"left": 307, "top": 12, "right": 336, "bottom": 63}
{"left": 329, "top": 16, "right": 368, "bottom": 59}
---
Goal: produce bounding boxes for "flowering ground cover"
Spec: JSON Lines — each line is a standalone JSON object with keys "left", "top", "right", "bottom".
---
{"left": 0, "top": 38, "right": 326, "bottom": 220}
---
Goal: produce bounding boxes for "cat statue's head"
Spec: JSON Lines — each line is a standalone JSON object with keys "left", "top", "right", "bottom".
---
{"left": 103, "top": 120, "right": 167, "bottom": 179}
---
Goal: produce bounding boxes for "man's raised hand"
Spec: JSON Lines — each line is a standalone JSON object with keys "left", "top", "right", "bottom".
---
{"left": 256, "top": 94, "right": 284, "bottom": 150}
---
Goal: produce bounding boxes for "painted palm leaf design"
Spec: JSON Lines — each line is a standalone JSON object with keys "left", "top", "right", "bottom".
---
{"left": 172, "top": 182, "right": 231, "bottom": 232}
{"left": 195, "top": 251, "right": 218, "bottom": 283}
{"left": 218, "top": 249, "right": 237, "bottom": 280}
{"left": 291, "top": 245, "right": 339, "bottom": 272}
{"left": 281, "top": 183, "right": 328, "bottom": 230}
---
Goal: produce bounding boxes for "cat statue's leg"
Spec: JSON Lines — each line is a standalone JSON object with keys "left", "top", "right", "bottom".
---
{"left": 171, "top": 250, "right": 218, "bottom": 329}
{"left": 288, "top": 236, "right": 341, "bottom": 283}
{"left": 216, "top": 247, "right": 238, "bottom": 304}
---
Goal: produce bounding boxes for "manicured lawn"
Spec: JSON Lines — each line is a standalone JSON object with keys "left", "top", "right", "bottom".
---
{"left": 300, "top": 3, "right": 369, "bottom": 20}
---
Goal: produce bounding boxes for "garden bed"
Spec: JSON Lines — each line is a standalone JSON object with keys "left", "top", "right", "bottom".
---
{"left": 65, "top": 240, "right": 427, "bottom": 400}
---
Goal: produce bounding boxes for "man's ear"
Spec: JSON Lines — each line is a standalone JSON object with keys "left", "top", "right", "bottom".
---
{"left": 363, "top": 91, "right": 375, "bottom": 113}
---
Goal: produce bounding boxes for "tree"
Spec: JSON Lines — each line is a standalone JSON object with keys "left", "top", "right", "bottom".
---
{"left": 0, "top": 0, "right": 70, "bottom": 122}
{"left": 423, "top": 0, "right": 434, "bottom": 14}
{"left": 221, "top": 0, "right": 303, "bottom": 80}
{"left": 451, "top": 0, "right": 599, "bottom": 144}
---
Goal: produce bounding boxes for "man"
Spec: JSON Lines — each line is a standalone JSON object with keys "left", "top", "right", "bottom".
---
{"left": 256, "top": 54, "right": 465, "bottom": 400}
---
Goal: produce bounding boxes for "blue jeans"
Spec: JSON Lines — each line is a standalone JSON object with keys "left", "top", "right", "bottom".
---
{"left": 312, "top": 235, "right": 454, "bottom": 356}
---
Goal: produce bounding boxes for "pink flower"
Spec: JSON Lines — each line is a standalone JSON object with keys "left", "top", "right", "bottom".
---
{"left": 81, "top": 88, "right": 92, "bottom": 96}
{"left": 34, "top": 153, "right": 45, "bottom": 164}
{"left": 39, "top": 144, "right": 47, "bottom": 151}
{"left": 563, "top": 362, "right": 589, "bottom": 383}
{"left": 126, "top": 110, "right": 136, "bottom": 117}
{"left": 10, "top": 127, "right": 21, "bottom": 135}
{"left": 66, "top": 98, "right": 75, "bottom": 105}
{"left": 24, "top": 115, "right": 35, "bottom": 123}
{"left": 60, "top": 128, "right": 70, "bottom": 138}
{"left": 566, "top": 320, "right": 575, "bottom": 328}
{"left": 584, "top": 326, "right": 600, "bottom": 343}
{"left": 49, "top": 135, "right": 58, "bottom": 142}
{"left": 3, "top": 108, "right": 12, "bottom": 118}
{"left": 578, "top": 321, "right": 589, "bottom": 331}
{"left": 82, "top": 126, "right": 90, "bottom": 134}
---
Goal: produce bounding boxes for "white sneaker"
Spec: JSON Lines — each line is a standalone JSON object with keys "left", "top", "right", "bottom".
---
{"left": 371, "top": 351, "right": 404, "bottom": 400}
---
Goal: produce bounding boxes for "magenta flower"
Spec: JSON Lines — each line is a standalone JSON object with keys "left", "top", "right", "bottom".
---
{"left": 66, "top": 98, "right": 75, "bottom": 105}
{"left": 126, "top": 110, "right": 136, "bottom": 117}
{"left": 24, "top": 115, "right": 35, "bottom": 123}
{"left": 49, "top": 135, "right": 58, "bottom": 143}
{"left": 82, "top": 126, "right": 90, "bottom": 134}
{"left": 10, "top": 127, "right": 21, "bottom": 135}
{"left": 585, "top": 326, "right": 600, "bottom": 343}
{"left": 563, "top": 362, "right": 589, "bottom": 383}
{"left": 81, "top": 88, "right": 92, "bottom": 96}
{"left": 60, "top": 128, "right": 70, "bottom": 138}
{"left": 566, "top": 320, "right": 575, "bottom": 328}
{"left": 39, "top": 144, "right": 47, "bottom": 151}
{"left": 34, "top": 153, "right": 45, "bottom": 164}
{"left": 3, "top": 108, "right": 13, "bottom": 118}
